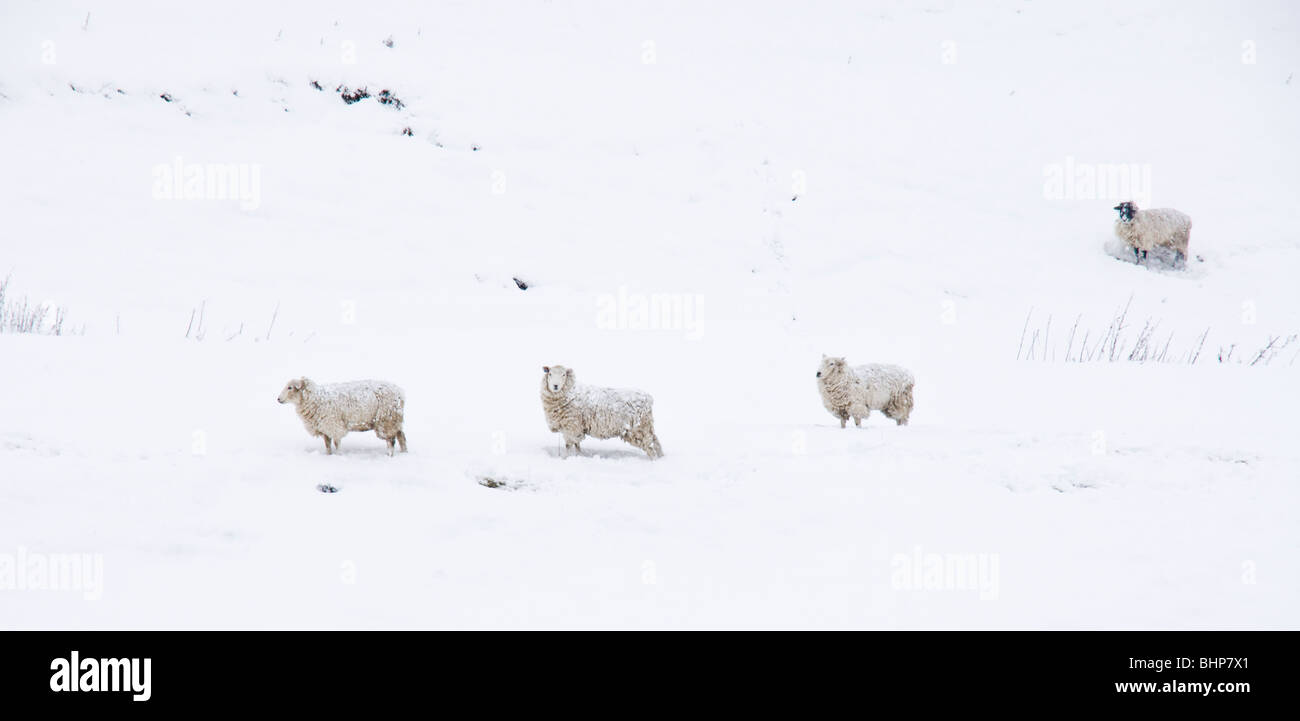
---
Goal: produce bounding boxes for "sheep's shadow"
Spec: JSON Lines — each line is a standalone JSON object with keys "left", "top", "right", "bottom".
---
{"left": 542, "top": 446, "right": 649, "bottom": 460}
{"left": 812, "top": 421, "right": 898, "bottom": 429}
{"left": 304, "top": 444, "right": 401, "bottom": 458}
{"left": 1102, "top": 237, "right": 1203, "bottom": 276}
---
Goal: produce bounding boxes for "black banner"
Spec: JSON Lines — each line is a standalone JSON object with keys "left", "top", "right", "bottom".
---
{"left": 0, "top": 631, "right": 1289, "bottom": 710}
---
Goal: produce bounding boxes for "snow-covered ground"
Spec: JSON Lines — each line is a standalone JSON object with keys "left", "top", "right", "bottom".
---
{"left": 1, "top": 0, "right": 1297, "bottom": 629}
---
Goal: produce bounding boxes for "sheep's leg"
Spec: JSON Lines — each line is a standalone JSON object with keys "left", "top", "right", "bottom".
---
{"left": 647, "top": 425, "right": 663, "bottom": 458}
{"left": 323, "top": 436, "right": 333, "bottom": 455}
{"left": 890, "top": 402, "right": 910, "bottom": 426}
{"left": 638, "top": 440, "right": 660, "bottom": 459}
{"left": 397, "top": 430, "right": 408, "bottom": 453}
{"left": 562, "top": 433, "right": 582, "bottom": 457}
{"left": 893, "top": 387, "right": 914, "bottom": 426}
{"left": 1132, "top": 247, "right": 1141, "bottom": 263}
{"left": 838, "top": 411, "right": 849, "bottom": 429}
{"left": 1141, "top": 249, "right": 1148, "bottom": 262}
{"left": 630, "top": 427, "right": 663, "bottom": 459}
{"left": 851, "top": 405, "right": 869, "bottom": 427}
{"left": 376, "top": 428, "right": 398, "bottom": 457}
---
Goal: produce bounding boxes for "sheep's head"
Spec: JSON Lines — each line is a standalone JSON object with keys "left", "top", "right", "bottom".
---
{"left": 277, "top": 377, "right": 308, "bottom": 404}
{"left": 1113, "top": 201, "right": 1138, "bottom": 222}
{"left": 817, "top": 355, "right": 848, "bottom": 380}
{"left": 541, "top": 365, "right": 574, "bottom": 395}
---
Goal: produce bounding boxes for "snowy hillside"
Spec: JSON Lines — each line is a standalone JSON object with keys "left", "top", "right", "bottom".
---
{"left": 1, "top": 0, "right": 1297, "bottom": 628}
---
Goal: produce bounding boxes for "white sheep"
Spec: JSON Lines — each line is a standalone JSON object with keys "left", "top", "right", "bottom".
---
{"left": 540, "top": 365, "right": 663, "bottom": 459}
{"left": 277, "top": 377, "right": 407, "bottom": 456}
{"left": 816, "top": 355, "right": 914, "bottom": 427}
{"left": 1113, "top": 201, "right": 1192, "bottom": 267}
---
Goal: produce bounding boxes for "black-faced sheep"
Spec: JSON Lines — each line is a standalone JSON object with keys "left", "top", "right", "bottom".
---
{"left": 1113, "top": 201, "right": 1192, "bottom": 267}
{"left": 277, "top": 377, "right": 407, "bottom": 456}
{"left": 816, "top": 356, "right": 914, "bottom": 427}
{"left": 540, "top": 365, "right": 663, "bottom": 459}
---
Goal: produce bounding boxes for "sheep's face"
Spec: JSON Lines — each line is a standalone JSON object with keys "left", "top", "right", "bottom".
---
{"left": 277, "top": 378, "right": 307, "bottom": 405}
{"left": 817, "top": 356, "right": 848, "bottom": 380}
{"left": 1113, "top": 201, "right": 1138, "bottom": 222}
{"left": 541, "top": 365, "right": 574, "bottom": 395}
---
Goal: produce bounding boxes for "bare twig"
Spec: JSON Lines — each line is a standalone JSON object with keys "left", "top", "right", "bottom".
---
{"left": 1249, "top": 336, "right": 1278, "bottom": 366}
{"left": 1107, "top": 295, "right": 1132, "bottom": 361}
{"left": 1190, "top": 328, "right": 1209, "bottom": 365}
{"left": 0, "top": 274, "right": 69, "bottom": 335}
{"left": 1016, "top": 308, "right": 1033, "bottom": 361}
{"left": 1157, "top": 332, "right": 1173, "bottom": 363}
{"left": 265, "top": 302, "right": 279, "bottom": 342}
{"left": 1043, "top": 315, "right": 1052, "bottom": 362}
{"left": 1013, "top": 304, "right": 1283, "bottom": 369}
{"left": 1064, "top": 314, "right": 1081, "bottom": 363}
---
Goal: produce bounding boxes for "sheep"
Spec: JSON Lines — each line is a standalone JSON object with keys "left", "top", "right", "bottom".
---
{"left": 539, "top": 365, "right": 662, "bottom": 459}
{"left": 1113, "top": 201, "right": 1192, "bottom": 268}
{"left": 816, "top": 355, "right": 914, "bottom": 427}
{"left": 277, "top": 377, "right": 407, "bottom": 456}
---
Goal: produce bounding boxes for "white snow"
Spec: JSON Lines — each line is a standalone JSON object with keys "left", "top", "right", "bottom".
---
{"left": 0, "top": 0, "right": 1297, "bottom": 629}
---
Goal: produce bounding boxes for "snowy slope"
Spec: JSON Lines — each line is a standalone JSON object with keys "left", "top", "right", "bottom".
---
{"left": 0, "top": 0, "right": 1297, "bottom": 629}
